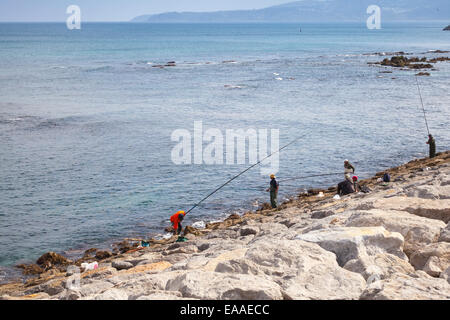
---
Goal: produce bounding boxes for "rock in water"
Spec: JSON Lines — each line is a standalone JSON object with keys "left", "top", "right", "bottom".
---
{"left": 443, "top": 25, "right": 450, "bottom": 31}
{"left": 36, "top": 252, "right": 71, "bottom": 270}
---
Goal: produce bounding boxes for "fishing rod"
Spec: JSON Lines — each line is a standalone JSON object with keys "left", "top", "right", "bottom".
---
{"left": 278, "top": 172, "right": 343, "bottom": 183}
{"left": 278, "top": 171, "right": 374, "bottom": 183}
{"left": 185, "top": 134, "right": 306, "bottom": 214}
{"left": 415, "top": 75, "right": 430, "bottom": 136}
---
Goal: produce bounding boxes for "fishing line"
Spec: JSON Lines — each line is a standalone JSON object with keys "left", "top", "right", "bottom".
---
{"left": 185, "top": 134, "right": 307, "bottom": 214}
{"left": 415, "top": 75, "right": 430, "bottom": 136}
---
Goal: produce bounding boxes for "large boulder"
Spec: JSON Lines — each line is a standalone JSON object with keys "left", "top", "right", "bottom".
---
{"left": 369, "top": 197, "right": 450, "bottom": 223}
{"left": 295, "top": 226, "right": 407, "bottom": 266}
{"left": 92, "top": 288, "right": 128, "bottom": 300}
{"left": 345, "top": 209, "right": 445, "bottom": 255}
{"left": 405, "top": 184, "right": 450, "bottom": 200}
{"left": 409, "top": 242, "right": 450, "bottom": 277}
{"left": 360, "top": 273, "right": 450, "bottom": 300}
{"left": 439, "top": 222, "right": 450, "bottom": 242}
{"left": 214, "top": 238, "right": 366, "bottom": 300}
{"left": 343, "top": 253, "right": 415, "bottom": 281}
{"left": 165, "top": 271, "right": 285, "bottom": 300}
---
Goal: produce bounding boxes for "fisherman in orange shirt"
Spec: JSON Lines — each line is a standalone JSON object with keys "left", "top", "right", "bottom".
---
{"left": 170, "top": 210, "right": 186, "bottom": 235}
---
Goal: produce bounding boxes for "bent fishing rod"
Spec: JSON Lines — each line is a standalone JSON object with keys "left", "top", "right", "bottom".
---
{"left": 185, "top": 134, "right": 307, "bottom": 215}
{"left": 415, "top": 75, "right": 430, "bottom": 136}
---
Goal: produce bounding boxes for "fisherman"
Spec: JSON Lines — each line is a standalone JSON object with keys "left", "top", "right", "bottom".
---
{"left": 344, "top": 159, "right": 355, "bottom": 175}
{"left": 170, "top": 210, "right": 186, "bottom": 235}
{"left": 352, "top": 175, "right": 361, "bottom": 192}
{"left": 337, "top": 174, "right": 355, "bottom": 196}
{"left": 266, "top": 174, "right": 279, "bottom": 208}
{"left": 426, "top": 134, "right": 436, "bottom": 158}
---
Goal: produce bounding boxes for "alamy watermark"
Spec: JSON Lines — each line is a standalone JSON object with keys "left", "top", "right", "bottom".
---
{"left": 367, "top": 5, "right": 381, "bottom": 29}
{"left": 66, "top": 5, "right": 81, "bottom": 30}
{"left": 65, "top": 265, "right": 81, "bottom": 290}
{"left": 171, "top": 121, "right": 279, "bottom": 175}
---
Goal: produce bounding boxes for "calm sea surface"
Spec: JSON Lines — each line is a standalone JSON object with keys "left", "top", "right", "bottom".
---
{"left": 0, "top": 22, "right": 449, "bottom": 275}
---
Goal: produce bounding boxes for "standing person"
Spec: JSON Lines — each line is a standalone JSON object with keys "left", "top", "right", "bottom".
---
{"left": 344, "top": 160, "right": 355, "bottom": 176}
{"left": 266, "top": 174, "right": 279, "bottom": 208}
{"left": 427, "top": 134, "right": 436, "bottom": 158}
{"left": 170, "top": 210, "right": 186, "bottom": 235}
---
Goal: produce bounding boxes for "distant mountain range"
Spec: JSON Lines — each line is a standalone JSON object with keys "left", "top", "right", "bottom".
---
{"left": 132, "top": 0, "right": 450, "bottom": 23}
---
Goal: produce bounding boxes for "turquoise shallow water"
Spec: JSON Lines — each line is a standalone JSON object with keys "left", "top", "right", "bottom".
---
{"left": 0, "top": 22, "right": 449, "bottom": 273}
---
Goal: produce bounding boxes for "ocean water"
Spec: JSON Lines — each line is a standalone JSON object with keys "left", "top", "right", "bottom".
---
{"left": 0, "top": 22, "right": 449, "bottom": 274}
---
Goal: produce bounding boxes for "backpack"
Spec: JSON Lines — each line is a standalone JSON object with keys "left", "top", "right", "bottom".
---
{"left": 383, "top": 173, "right": 391, "bottom": 183}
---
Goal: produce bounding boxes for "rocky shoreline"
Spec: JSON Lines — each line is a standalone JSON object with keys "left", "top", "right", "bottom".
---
{"left": 1, "top": 151, "right": 450, "bottom": 300}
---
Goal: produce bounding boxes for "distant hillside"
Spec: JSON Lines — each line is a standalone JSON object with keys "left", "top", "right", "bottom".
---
{"left": 132, "top": 0, "right": 450, "bottom": 23}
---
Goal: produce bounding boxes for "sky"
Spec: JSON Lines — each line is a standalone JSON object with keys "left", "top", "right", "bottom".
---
{"left": 0, "top": 0, "right": 294, "bottom": 22}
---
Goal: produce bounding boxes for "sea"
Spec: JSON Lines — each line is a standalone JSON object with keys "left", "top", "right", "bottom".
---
{"left": 0, "top": 22, "right": 449, "bottom": 280}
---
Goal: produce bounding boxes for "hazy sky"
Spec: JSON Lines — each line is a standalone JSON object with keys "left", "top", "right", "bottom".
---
{"left": 0, "top": 0, "right": 294, "bottom": 22}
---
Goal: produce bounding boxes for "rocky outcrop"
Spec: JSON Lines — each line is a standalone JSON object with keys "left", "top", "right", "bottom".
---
{"left": 360, "top": 273, "right": 450, "bottom": 300}
{"left": 360, "top": 197, "right": 450, "bottom": 223}
{"left": 440, "top": 223, "right": 450, "bottom": 242}
{"left": 409, "top": 242, "right": 450, "bottom": 277}
{"left": 444, "top": 25, "right": 450, "bottom": 31}
{"left": 295, "top": 226, "right": 407, "bottom": 266}
{"left": 215, "top": 238, "right": 366, "bottom": 300}
{"left": 2, "top": 151, "right": 450, "bottom": 300}
{"left": 166, "top": 271, "right": 285, "bottom": 300}
{"left": 345, "top": 209, "right": 445, "bottom": 255}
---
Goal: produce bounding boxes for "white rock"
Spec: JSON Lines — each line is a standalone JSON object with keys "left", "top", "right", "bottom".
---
{"left": 368, "top": 197, "right": 450, "bottom": 223}
{"left": 360, "top": 273, "right": 450, "bottom": 300}
{"left": 343, "top": 253, "right": 415, "bottom": 280}
{"left": 409, "top": 242, "right": 450, "bottom": 277}
{"left": 215, "top": 238, "right": 366, "bottom": 300}
{"left": 439, "top": 222, "right": 450, "bottom": 242}
{"left": 345, "top": 209, "right": 445, "bottom": 255}
{"left": 93, "top": 288, "right": 128, "bottom": 300}
{"left": 440, "top": 267, "right": 450, "bottom": 284}
{"left": 295, "top": 226, "right": 407, "bottom": 266}
{"left": 405, "top": 184, "right": 450, "bottom": 200}
{"left": 166, "top": 271, "right": 285, "bottom": 300}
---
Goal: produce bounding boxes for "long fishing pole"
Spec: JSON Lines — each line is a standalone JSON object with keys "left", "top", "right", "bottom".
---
{"left": 278, "top": 172, "right": 343, "bottom": 183}
{"left": 415, "top": 75, "right": 430, "bottom": 136}
{"left": 185, "top": 134, "right": 306, "bottom": 214}
{"left": 279, "top": 171, "right": 374, "bottom": 183}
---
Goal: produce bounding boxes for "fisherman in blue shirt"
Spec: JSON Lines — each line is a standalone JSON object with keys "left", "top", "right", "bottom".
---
{"left": 266, "top": 174, "right": 279, "bottom": 208}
